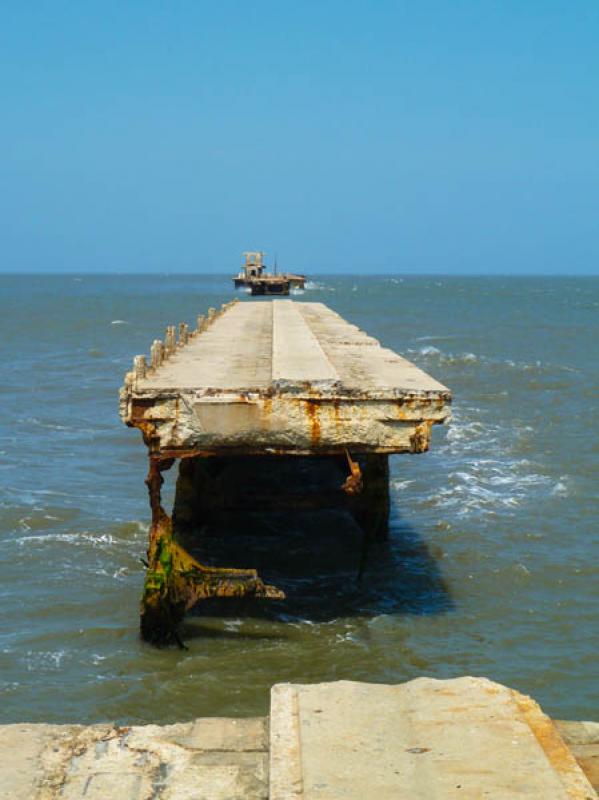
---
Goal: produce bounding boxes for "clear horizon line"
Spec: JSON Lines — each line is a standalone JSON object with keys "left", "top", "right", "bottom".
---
{"left": 1, "top": 270, "right": 597, "bottom": 278}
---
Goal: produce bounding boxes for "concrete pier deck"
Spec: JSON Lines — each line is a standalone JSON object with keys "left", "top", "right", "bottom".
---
{"left": 120, "top": 300, "right": 451, "bottom": 456}
{"left": 3, "top": 679, "right": 597, "bottom": 799}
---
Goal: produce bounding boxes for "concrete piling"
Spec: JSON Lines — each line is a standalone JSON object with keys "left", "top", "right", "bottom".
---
{"left": 165, "top": 325, "right": 176, "bottom": 356}
{"left": 150, "top": 339, "right": 163, "bottom": 369}
{"left": 133, "top": 355, "right": 147, "bottom": 380}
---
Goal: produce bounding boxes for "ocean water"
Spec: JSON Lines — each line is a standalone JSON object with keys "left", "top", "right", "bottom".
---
{"left": 0, "top": 274, "right": 597, "bottom": 724}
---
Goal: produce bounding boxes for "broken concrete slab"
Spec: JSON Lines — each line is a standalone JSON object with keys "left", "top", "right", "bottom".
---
{"left": 0, "top": 717, "right": 268, "bottom": 800}
{"left": 269, "top": 677, "right": 597, "bottom": 799}
{"left": 0, "top": 724, "right": 67, "bottom": 800}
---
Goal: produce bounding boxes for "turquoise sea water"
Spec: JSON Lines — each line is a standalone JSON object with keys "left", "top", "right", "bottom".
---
{"left": 0, "top": 274, "right": 597, "bottom": 724}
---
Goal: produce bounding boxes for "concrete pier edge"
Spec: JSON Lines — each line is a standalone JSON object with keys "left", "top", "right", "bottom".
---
{"left": 2, "top": 678, "right": 598, "bottom": 799}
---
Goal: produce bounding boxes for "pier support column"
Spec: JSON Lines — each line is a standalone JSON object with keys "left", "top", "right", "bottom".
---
{"left": 345, "top": 454, "right": 390, "bottom": 541}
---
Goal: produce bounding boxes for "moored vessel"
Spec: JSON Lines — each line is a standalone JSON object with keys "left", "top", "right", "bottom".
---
{"left": 233, "top": 251, "right": 306, "bottom": 295}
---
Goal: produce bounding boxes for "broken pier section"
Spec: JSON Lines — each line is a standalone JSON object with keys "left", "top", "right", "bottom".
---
{"left": 120, "top": 300, "right": 451, "bottom": 643}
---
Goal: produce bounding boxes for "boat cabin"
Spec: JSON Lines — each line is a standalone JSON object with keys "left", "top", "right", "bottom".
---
{"left": 242, "top": 251, "right": 265, "bottom": 279}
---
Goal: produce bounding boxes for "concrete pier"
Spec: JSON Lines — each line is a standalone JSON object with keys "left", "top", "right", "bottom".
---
{"left": 120, "top": 300, "right": 451, "bottom": 457}
{"left": 120, "top": 300, "right": 452, "bottom": 643}
{"left": 3, "top": 678, "right": 597, "bottom": 799}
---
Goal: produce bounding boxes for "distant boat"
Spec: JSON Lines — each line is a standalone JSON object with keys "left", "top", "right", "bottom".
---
{"left": 233, "top": 251, "right": 307, "bottom": 295}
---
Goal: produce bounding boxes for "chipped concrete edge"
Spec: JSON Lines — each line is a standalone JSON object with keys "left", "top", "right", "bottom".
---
{"left": 511, "top": 689, "right": 598, "bottom": 800}
{"left": 269, "top": 684, "right": 303, "bottom": 800}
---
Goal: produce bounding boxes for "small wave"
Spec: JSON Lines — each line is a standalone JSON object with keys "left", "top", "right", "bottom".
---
{"left": 415, "top": 335, "right": 461, "bottom": 342}
{"left": 24, "top": 649, "right": 67, "bottom": 672}
{"left": 509, "top": 360, "right": 580, "bottom": 375}
{"left": 445, "top": 419, "right": 485, "bottom": 445}
{"left": 305, "top": 281, "right": 334, "bottom": 291}
{"left": 335, "top": 630, "right": 359, "bottom": 643}
{"left": 421, "top": 458, "right": 562, "bottom": 517}
{"left": 110, "top": 320, "right": 129, "bottom": 325}
{"left": 422, "top": 483, "right": 520, "bottom": 516}
{"left": 407, "top": 346, "right": 481, "bottom": 365}
{"left": 15, "top": 531, "right": 117, "bottom": 547}
{"left": 437, "top": 351, "right": 480, "bottom": 365}
{"left": 14, "top": 488, "right": 71, "bottom": 497}
{"left": 25, "top": 417, "right": 74, "bottom": 432}
{"left": 93, "top": 566, "right": 130, "bottom": 581}
{"left": 390, "top": 479, "right": 415, "bottom": 491}
{"left": 112, "top": 566, "right": 129, "bottom": 580}
{"left": 421, "top": 405, "right": 567, "bottom": 517}
{"left": 408, "top": 345, "right": 577, "bottom": 375}
{"left": 131, "top": 520, "right": 149, "bottom": 534}
{"left": 223, "top": 619, "right": 243, "bottom": 632}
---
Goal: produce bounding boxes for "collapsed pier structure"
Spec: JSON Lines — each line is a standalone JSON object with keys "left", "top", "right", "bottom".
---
{"left": 119, "top": 300, "right": 451, "bottom": 643}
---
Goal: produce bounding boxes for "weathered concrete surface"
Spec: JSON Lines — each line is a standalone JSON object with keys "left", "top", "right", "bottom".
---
{"left": 269, "top": 677, "right": 598, "bottom": 799}
{"left": 0, "top": 717, "right": 268, "bottom": 800}
{"left": 1, "top": 683, "right": 598, "bottom": 799}
{"left": 120, "top": 300, "right": 451, "bottom": 456}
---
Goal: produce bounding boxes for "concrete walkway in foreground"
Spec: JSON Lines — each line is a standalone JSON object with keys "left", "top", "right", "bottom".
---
{"left": 1, "top": 678, "right": 597, "bottom": 799}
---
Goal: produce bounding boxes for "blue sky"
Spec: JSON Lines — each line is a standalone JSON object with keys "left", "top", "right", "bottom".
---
{"left": 1, "top": 1, "right": 598, "bottom": 274}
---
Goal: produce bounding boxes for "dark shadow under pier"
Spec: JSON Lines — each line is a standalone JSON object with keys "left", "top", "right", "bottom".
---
{"left": 171, "top": 455, "right": 453, "bottom": 633}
